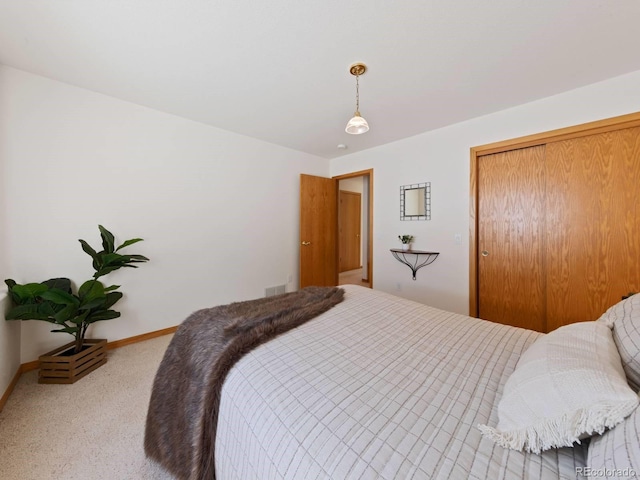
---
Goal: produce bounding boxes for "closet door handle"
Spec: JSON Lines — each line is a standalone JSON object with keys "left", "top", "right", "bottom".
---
{"left": 481, "top": 250, "right": 489, "bottom": 257}
{"left": 301, "top": 241, "right": 311, "bottom": 246}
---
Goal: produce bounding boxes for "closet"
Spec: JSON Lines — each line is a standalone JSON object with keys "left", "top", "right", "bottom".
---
{"left": 470, "top": 113, "right": 640, "bottom": 332}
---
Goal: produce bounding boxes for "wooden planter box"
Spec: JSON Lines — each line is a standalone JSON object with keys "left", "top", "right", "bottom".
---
{"left": 38, "top": 339, "right": 107, "bottom": 384}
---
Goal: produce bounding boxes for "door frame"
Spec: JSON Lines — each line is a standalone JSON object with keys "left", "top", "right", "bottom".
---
{"left": 333, "top": 169, "right": 374, "bottom": 288}
{"left": 469, "top": 111, "right": 640, "bottom": 317}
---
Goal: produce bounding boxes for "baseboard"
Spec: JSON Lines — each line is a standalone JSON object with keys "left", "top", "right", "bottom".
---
{"left": 0, "top": 325, "right": 178, "bottom": 411}
{"left": 20, "top": 359, "right": 40, "bottom": 373}
{"left": 0, "top": 367, "right": 22, "bottom": 413}
{"left": 107, "top": 326, "right": 178, "bottom": 350}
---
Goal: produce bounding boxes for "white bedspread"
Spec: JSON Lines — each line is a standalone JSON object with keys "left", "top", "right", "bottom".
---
{"left": 215, "top": 285, "right": 587, "bottom": 479}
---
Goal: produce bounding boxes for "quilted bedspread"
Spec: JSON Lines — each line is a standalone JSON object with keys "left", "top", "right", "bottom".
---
{"left": 145, "top": 286, "right": 344, "bottom": 480}
{"left": 214, "top": 285, "right": 587, "bottom": 480}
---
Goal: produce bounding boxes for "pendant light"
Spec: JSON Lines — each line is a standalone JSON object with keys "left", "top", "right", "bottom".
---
{"left": 345, "top": 63, "right": 369, "bottom": 135}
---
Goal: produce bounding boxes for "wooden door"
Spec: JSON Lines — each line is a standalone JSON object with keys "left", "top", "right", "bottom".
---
{"left": 545, "top": 127, "right": 640, "bottom": 330}
{"left": 339, "top": 190, "right": 361, "bottom": 272}
{"left": 477, "top": 145, "right": 547, "bottom": 332}
{"left": 299, "top": 174, "right": 338, "bottom": 288}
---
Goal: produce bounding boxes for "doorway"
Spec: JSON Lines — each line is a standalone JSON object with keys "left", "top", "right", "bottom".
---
{"left": 338, "top": 178, "right": 370, "bottom": 288}
{"left": 299, "top": 169, "right": 373, "bottom": 289}
{"left": 335, "top": 170, "right": 372, "bottom": 288}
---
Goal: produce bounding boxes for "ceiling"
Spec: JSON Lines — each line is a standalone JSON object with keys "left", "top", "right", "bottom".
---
{"left": 1, "top": 1, "right": 639, "bottom": 159}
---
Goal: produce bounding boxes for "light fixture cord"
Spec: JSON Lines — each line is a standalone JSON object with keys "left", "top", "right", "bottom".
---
{"left": 355, "top": 74, "right": 360, "bottom": 114}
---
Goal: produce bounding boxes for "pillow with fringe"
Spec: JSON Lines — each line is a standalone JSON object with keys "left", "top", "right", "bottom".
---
{"left": 478, "top": 321, "right": 639, "bottom": 454}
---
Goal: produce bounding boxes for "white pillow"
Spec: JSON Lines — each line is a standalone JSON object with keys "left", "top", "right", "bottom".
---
{"left": 478, "top": 321, "right": 639, "bottom": 454}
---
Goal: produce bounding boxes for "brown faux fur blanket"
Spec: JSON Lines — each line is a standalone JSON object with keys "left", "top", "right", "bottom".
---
{"left": 144, "top": 286, "right": 345, "bottom": 480}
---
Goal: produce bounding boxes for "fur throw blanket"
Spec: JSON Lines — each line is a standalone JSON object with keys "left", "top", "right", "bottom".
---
{"left": 144, "top": 286, "right": 345, "bottom": 480}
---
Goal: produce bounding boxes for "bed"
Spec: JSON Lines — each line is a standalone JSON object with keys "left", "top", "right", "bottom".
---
{"left": 146, "top": 284, "right": 640, "bottom": 479}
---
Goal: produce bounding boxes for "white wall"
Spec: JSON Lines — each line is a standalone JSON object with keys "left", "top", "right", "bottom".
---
{"left": 4, "top": 65, "right": 640, "bottom": 366}
{"left": 0, "top": 66, "right": 329, "bottom": 363}
{"left": 0, "top": 72, "right": 21, "bottom": 395}
{"left": 0, "top": 295, "right": 20, "bottom": 398}
{"left": 331, "top": 69, "right": 640, "bottom": 314}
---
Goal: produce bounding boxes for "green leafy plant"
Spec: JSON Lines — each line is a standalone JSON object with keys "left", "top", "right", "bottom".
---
{"left": 398, "top": 235, "right": 414, "bottom": 244}
{"left": 4, "top": 226, "right": 149, "bottom": 354}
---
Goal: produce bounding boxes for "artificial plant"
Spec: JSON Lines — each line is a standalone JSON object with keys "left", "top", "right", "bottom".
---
{"left": 398, "top": 235, "right": 414, "bottom": 244}
{"left": 5, "top": 225, "right": 149, "bottom": 354}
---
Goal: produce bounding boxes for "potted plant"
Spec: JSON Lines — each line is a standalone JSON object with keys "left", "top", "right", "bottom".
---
{"left": 398, "top": 235, "right": 414, "bottom": 251}
{"left": 4, "top": 225, "right": 149, "bottom": 384}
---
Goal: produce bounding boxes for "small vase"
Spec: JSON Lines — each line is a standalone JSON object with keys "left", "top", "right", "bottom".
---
{"left": 401, "top": 243, "right": 410, "bottom": 251}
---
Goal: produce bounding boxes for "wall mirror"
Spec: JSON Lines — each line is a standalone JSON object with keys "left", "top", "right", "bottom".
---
{"left": 400, "top": 182, "right": 431, "bottom": 220}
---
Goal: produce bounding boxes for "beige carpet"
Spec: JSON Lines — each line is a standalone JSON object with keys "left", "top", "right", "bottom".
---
{"left": 0, "top": 335, "right": 176, "bottom": 480}
{"left": 338, "top": 268, "right": 370, "bottom": 288}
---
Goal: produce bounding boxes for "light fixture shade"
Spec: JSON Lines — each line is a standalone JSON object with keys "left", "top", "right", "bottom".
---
{"left": 345, "top": 113, "right": 369, "bottom": 135}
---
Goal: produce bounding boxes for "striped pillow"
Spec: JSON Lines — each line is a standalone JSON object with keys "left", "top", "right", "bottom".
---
{"left": 587, "top": 406, "right": 640, "bottom": 479}
{"left": 598, "top": 294, "right": 640, "bottom": 391}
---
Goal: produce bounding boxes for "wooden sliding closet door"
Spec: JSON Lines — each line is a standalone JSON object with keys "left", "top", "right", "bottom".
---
{"left": 477, "top": 146, "right": 547, "bottom": 332}
{"left": 545, "top": 127, "right": 640, "bottom": 331}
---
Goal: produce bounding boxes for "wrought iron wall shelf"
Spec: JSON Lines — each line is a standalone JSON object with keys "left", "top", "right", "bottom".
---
{"left": 390, "top": 249, "right": 439, "bottom": 280}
